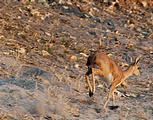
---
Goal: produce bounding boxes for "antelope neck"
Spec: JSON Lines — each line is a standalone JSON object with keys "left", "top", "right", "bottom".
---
{"left": 123, "top": 66, "right": 134, "bottom": 80}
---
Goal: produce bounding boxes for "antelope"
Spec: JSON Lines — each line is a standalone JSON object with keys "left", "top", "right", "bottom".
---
{"left": 85, "top": 52, "right": 141, "bottom": 108}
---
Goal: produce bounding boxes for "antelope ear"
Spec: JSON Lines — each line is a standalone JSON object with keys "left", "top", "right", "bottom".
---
{"left": 135, "top": 55, "right": 141, "bottom": 64}
{"left": 130, "top": 56, "right": 133, "bottom": 63}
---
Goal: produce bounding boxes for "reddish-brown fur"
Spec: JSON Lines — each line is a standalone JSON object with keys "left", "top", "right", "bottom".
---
{"left": 85, "top": 52, "right": 141, "bottom": 108}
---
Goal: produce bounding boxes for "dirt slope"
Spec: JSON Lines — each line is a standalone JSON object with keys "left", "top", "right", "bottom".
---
{"left": 0, "top": 0, "right": 152, "bottom": 120}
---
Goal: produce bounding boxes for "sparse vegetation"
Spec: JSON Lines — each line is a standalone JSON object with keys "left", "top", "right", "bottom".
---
{"left": 0, "top": 0, "right": 152, "bottom": 119}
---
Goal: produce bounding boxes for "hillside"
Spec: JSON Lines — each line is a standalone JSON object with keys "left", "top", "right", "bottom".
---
{"left": 0, "top": 0, "right": 152, "bottom": 119}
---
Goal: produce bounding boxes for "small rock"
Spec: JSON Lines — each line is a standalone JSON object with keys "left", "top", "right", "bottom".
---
{"left": 136, "top": 27, "right": 142, "bottom": 32}
{"left": 97, "top": 84, "right": 103, "bottom": 88}
{"left": 148, "top": 33, "right": 153, "bottom": 39}
{"left": 141, "top": 1, "right": 148, "bottom": 8}
{"left": 45, "top": 32, "right": 51, "bottom": 36}
{"left": 80, "top": 53, "right": 88, "bottom": 57}
{"left": 129, "top": 24, "right": 135, "bottom": 30}
{"left": 18, "top": 48, "right": 26, "bottom": 54}
{"left": 94, "top": 108, "right": 101, "bottom": 113}
{"left": 115, "top": 30, "right": 119, "bottom": 34}
{"left": 89, "top": 7, "right": 99, "bottom": 17}
{"left": 59, "top": 0, "right": 66, "bottom": 4}
{"left": 37, "top": 0, "right": 47, "bottom": 4}
{"left": 115, "top": 90, "right": 126, "bottom": 97}
{"left": 127, "top": 43, "right": 134, "bottom": 48}
{"left": 104, "top": 19, "right": 115, "bottom": 31}
{"left": 125, "top": 93, "right": 137, "bottom": 97}
{"left": 106, "top": 29, "right": 111, "bottom": 33}
{"left": 74, "top": 64, "right": 79, "bottom": 69}
{"left": 124, "top": 24, "right": 128, "bottom": 28}
{"left": 42, "top": 50, "right": 50, "bottom": 56}
{"left": 70, "top": 35, "right": 76, "bottom": 40}
{"left": 70, "top": 55, "right": 77, "bottom": 61}
{"left": 0, "top": 35, "right": 4, "bottom": 39}
{"left": 103, "top": 0, "right": 108, "bottom": 3}
{"left": 49, "top": 43, "right": 53, "bottom": 48}
{"left": 30, "top": 0, "right": 35, "bottom": 2}
{"left": 88, "top": 31, "right": 96, "bottom": 36}
{"left": 63, "top": 6, "right": 69, "bottom": 10}
{"left": 3, "top": 52, "right": 10, "bottom": 55}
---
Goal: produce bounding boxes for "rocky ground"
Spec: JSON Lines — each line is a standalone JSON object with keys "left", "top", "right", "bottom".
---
{"left": 0, "top": 0, "right": 152, "bottom": 120}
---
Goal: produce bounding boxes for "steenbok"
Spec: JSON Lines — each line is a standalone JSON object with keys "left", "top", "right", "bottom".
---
{"left": 85, "top": 52, "right": 141, "bottom": 108}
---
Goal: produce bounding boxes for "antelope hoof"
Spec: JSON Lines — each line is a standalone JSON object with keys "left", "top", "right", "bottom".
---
{"left": 108, "top": 105, "right": 119, "bottom": 110}
{"left": 89, "top": 90, "right": 94, "bottom": 97}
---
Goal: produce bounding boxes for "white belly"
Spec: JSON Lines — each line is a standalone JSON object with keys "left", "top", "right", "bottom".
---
{"left": 105, "top": 73, "right": 113, "bottom": 83}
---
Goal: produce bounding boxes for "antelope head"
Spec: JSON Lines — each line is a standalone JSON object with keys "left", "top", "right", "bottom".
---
{"left": 131, "top": 55, "right": 141, "bottom": 76}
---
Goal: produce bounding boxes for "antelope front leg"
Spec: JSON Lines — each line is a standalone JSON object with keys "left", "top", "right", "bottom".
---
{"left": 85, "top": 75, "right": 93, "bottom": 97}
{"left": 92, "top": 68, "right": 104, "bottom": 95}
{"left": 104, "top": 84, "right": 115, "bottom": 108}
{"left": 112, "top": 92, "right": 115, "bottom": 106}
{"left": 92, "top": 69, "right": 96, "bottom": 95}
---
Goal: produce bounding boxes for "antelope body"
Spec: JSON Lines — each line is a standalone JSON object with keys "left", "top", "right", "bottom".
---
{"left": 85, "top": 52, "right": 141, "bottom": 108}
